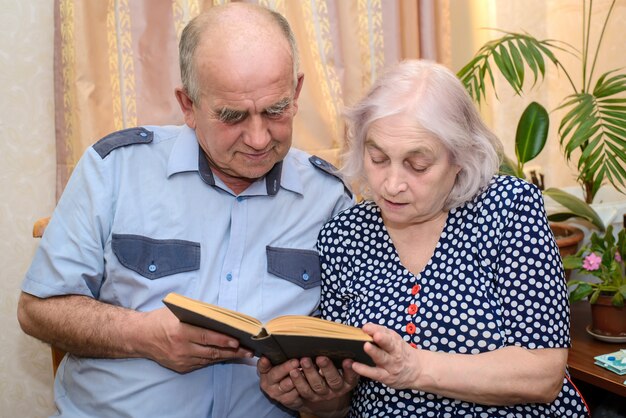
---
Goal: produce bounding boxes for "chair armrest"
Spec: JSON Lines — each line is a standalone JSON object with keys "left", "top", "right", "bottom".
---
{"left": 32, "top": 217, "right": 51, "bottom": 238}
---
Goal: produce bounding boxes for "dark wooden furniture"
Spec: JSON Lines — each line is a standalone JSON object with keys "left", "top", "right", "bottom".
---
{"left": 568, "top": 301, "right": 626, "bottom": 397}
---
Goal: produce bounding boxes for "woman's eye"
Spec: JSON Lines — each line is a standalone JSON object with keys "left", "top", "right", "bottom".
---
{"left": 370, "top": 156, "right": 387, "bottom": 164}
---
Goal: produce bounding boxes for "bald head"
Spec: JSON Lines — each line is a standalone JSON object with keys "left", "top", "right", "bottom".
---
{"left": 179, "top": 3, "right": 299, "bottom": 103}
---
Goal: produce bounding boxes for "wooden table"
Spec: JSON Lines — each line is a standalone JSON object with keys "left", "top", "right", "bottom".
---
{"left": 568, "top": 301, "right": 626, "bottom": 397}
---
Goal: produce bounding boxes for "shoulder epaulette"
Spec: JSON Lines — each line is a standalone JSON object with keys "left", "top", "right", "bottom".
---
{"left": 92, "top": 127, "right": 153, "bottom": 159}
{"left": 309, "top": 155, "right": 353, "bottom": 199}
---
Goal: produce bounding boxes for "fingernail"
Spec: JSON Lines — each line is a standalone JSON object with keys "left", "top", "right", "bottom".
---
{"left": 228, "top": 340, "right": 239, "bottom": 348}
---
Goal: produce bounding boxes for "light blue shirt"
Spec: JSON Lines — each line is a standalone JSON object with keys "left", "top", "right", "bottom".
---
{"left": 22, "top": 124, "right": 354, "bottom": 418}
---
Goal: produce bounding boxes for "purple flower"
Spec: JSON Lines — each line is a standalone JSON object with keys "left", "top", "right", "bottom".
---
{"left": 582, "top": 252, "right": 602, "bottom": 271}
{"left": 616, "top": 252, "right": 623, "bottom": 263}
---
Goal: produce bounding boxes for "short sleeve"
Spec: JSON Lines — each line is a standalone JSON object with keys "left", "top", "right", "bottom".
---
{"left": 22, "top": 147, "right": 113, "bottom": 299}
{"left": 317, "top": 213, "right": 352, "bottom": 324}
{"left": 494, "top": 181, "right": 570, "bottom": 349}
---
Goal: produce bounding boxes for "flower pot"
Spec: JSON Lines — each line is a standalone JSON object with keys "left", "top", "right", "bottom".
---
{"left": 590, "top": 295, "right": 626, "bottom": 338}
{"left": 550, "top": 222, "right": 584, "bottom": 258}
{"left": 550, "top": 222, "right": 584, "bottom": 280}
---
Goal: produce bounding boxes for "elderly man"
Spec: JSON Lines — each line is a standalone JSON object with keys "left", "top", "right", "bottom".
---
{"left": 18, "top": 3, "right": 353, "bottom": 417}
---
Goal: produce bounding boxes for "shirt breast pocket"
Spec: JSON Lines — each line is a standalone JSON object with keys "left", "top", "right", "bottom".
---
{"left": 112, "top": 234, "right": 200, "bottom": 280}
{"left": 266, "top": 246, "right": 321, "bottom": 289}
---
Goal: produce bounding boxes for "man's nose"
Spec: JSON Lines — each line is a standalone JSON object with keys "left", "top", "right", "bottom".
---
{"left": 243, "top": 115, "right": 271, "bottom": 150}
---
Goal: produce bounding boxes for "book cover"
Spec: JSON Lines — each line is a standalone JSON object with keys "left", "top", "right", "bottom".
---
{"left": 163, "top": 292, "right": 374, "bottom": 367}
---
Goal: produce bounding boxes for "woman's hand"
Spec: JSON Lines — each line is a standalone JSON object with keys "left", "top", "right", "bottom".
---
{"left": 351, "top": 323, "right": 421, "bottom": 390}
{"left": 352, "top": 323, "right": 569, "bottom": 405}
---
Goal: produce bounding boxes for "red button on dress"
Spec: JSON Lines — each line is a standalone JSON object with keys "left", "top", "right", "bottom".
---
{"left": 409, "top": 343, "right": 417, "bottom": 349}
{"left": 408, "top": 303, "right": 418, "bottom": 315}
{"left": 411, "top": 284, "right": 421, "bottom": 295}
{"left": 406, "top": 323, "right": 416, "bottom": 334}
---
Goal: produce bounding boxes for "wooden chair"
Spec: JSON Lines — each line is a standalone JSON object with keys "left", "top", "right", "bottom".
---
{"left": 32, "top": 216, "right": 67, "bottom": 376}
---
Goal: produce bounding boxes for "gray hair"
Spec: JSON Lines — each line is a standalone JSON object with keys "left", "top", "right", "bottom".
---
{"left": 341, "top": 60, "right": 503, "bottom": 210}
{"left": 179, "top": 5, "right": 300, "bottom": 103}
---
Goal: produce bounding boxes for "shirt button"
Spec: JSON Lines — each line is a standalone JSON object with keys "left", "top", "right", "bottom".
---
{"left": 148, "top": 264, "right": 157, "bottom": 272}
{"left": 236, "top": 196, "right": 244, "bottom": 202}
{"left": 302, "top": 273, "right": 310, "bottom": 281}
{"left": 406, "top": 323, "right": 416, "bottom": 335}
{"left": 226, "top": 273, "right": 233, "bottom": 281}
{"left": 408, "top": 304, "right": 418, "bottom": 315}
{"left": 411, "top": 284, "right": 421, "bottom": 295}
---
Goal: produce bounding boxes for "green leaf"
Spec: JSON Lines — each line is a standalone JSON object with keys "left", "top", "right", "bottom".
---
{"left": 498, "top": 155, "right": 520, "bottom": 177}
{"left": 589, "top": 289, "right": 602, "bottom": 304}
{"left": 493, "top": 47, "right": 521, "bottom": 94}
{"left": 543, "top": 188, "right": 605, "bottom": 230}
{"left": 516, "top": 38, "right": 539, "bottom": 85}
{"left": 524, "top": 38, "right": 546, "bottom": 77}
{"left": 515, "top": 102, "right": 549, "bottom": 164}
{"left": 569, "top": 282, "right": 594, "bottom": 302}
{"left": 548, "top": 212, "right": 582, "bottom": 222}
{"left": 508, "top": 42, "right": 525, "bottom": 87}
{"left": 562, "top": 255, "right": 583, "bottom": 269}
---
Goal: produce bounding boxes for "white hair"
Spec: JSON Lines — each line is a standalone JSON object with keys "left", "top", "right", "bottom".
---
{"left": 341, "top": 60, "right": 503, "bottom": 209}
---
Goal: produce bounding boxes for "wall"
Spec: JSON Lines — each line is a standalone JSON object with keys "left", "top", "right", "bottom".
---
{"left": 0, "top": 1, "right": 57, "bottom": 416}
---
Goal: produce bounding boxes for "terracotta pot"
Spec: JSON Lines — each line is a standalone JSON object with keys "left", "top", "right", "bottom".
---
{"left": 550, "top": 222, "right": 584, "bottom": 280}
{"left": 550, "top": 222, "right": 584, "bottom": 258}
{"left": 590, "top": 294, "right": 626, "bottom": 337}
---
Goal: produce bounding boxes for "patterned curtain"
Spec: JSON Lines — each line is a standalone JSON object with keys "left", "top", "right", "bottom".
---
{"left": 53, "top": 0, "right": 450, "bottom": 198}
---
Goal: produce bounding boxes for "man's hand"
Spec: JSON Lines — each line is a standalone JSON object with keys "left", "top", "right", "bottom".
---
{"left": 257, "top": 356, "right": 358, "bottom": 416}
{"left": 139, "top": 307, "right": 253, "bottom": 373}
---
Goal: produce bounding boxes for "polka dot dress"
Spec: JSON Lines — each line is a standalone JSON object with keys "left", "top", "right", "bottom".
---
{"left": 318, "top": 176, "right": 589, "bottom": 417}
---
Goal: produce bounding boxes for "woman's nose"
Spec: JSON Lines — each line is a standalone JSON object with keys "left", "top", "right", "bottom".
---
{"left": 384, "top": 168, "right": 408, "bottom": 195}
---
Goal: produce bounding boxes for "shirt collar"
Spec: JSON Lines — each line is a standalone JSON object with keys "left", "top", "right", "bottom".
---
{"left": 166, "top": 125, "right": 199, "bottom": 176}
{"left": 167, "top": 125, "right": 303, "bottom": 196}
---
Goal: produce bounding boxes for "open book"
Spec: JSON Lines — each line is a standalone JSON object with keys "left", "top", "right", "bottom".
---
{"left": 163, "top": 292, "right": 374, "bottom": 367}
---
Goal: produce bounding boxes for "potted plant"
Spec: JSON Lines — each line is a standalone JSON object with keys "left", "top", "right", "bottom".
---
{"left": 457, "top": 0, "right": 625, "bottom": 232}
{"left": 565, "top": 224, "right": 626, "bottom": 337}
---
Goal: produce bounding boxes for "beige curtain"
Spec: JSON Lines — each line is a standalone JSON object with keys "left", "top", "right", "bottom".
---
{"left": 54, "top": 0, "right": 449, "bottom": 198}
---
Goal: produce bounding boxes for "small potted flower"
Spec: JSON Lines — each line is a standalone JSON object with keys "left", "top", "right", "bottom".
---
{"left": 565, "top": 225, "right": 626, "bottom": 338}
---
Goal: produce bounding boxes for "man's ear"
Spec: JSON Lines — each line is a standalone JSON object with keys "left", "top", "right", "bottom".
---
{"left": 175, "top": 87, "right": 196, "bottom": 129}
{"left": 291, "top": 73, "right": 304, "bottom": 114}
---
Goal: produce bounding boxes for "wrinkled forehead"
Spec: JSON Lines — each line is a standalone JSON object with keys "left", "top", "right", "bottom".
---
{"left": 194, "top": 31, "right": 294, "bottom": 106}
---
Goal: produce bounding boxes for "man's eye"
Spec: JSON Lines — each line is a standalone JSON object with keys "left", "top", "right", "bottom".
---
{"left": 264, "top": 109, "right": 285, "bottom": 119}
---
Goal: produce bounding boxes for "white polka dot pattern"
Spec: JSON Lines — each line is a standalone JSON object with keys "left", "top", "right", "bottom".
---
{"left": 318, "top": 176, "right": 589, "bottom": 417}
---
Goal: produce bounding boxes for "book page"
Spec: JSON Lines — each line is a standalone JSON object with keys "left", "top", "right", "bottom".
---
{"left": 163, "top": 293, "right": 262, "bottom": 335}
{"left": 266, "top": 316, "right": 372, "bottom": 341}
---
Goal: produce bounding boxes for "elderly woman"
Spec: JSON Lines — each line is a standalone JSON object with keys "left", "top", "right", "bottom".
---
{"left": 259, "top": 60, "right": 589, "bottom": 417}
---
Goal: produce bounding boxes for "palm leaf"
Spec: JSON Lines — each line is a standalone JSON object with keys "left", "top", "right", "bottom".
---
{"left": 543, "top": 188, "right": 605, "bottom": 230}
{"left": 456, "top": 32, "right": 568, "bottom": 105}
{"left": 558, "top": 71, "right": 626, "bottom": 200}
